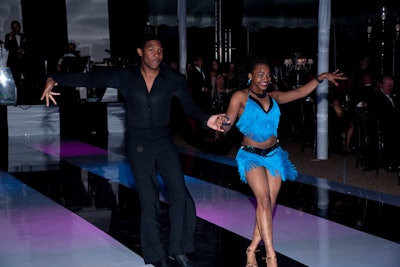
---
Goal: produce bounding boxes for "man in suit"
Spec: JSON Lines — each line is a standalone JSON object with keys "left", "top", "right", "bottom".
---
{"left": 5, "top": 20, "right": 27, "bottom": 89}
{"left": 367, "top": 74, "right": 400, "bottom": 171}
{"left": 5, "top": 20, "right": 28, "bottom": 103}
{"left": 187, "top": 56, "right": 211, "bottom": 114}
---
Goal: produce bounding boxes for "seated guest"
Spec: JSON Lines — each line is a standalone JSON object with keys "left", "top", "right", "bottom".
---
{"left": 328, "top": 82, "right": 354, "bottom": 153}
{"left": 350, "top": 72, "right": 376, "bottom": 166}
{"left": 57, "top": 42, "right": 82, "bottom": 73}
{"left": 351, "top": 72, "right": 376, "bottom": 108}
{"left": 367, "top": 74, "right": 400, "bottom": 171}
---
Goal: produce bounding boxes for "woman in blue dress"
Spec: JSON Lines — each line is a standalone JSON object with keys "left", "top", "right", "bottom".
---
{"left": 221, "top": 56, "right": 346, "bottom": 267}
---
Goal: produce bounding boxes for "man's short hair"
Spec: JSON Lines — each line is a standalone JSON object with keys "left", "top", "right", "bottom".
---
{"left": 138, "top": 34, "right": 161, "bottom": 49}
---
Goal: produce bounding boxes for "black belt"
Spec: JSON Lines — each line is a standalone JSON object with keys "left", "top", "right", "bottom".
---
{"left": 240, "top": 141, "right": 280, "bottom": 157}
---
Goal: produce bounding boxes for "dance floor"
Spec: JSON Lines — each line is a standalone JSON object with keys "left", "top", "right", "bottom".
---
{"left": 1, "top": 132, "right": 400, "bottom": 267}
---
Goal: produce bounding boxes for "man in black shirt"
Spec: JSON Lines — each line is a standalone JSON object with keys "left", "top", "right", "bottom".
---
{"left": 41, "top": 35, "right": 227, "bottom": 267}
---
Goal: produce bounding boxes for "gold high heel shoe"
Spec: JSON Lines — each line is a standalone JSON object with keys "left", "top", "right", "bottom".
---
{"left": 265, "top": 254, "right": 277, "bottom": 267}
{"left": 245, "top": 247, "right": 260, "bottom": 267}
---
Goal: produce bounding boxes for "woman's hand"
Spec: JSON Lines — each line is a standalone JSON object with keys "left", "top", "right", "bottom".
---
{"left": 40, "top": 78, "right": 60, "bottom": 107}
{"left": 317, "top": 70, "right": 347, "bottom": 87}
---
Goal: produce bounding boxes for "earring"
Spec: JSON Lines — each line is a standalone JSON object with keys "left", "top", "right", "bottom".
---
{"left": 247, "top": 78, "right": 251, "bottom": 86}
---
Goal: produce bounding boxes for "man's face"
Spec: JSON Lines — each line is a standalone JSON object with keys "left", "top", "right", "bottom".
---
{"left": 67, "top": 44, "right": 76, "bottom": 52}
{"left": 195, "top": 57, "right": 203, "bottom": 68}
{"left": 11, "top": 23, "right": 20, "bottom": 33}
{"left": 381, "top": 77, "right": 394, "bottom": 95}
{"left": 137, "top": 40, "right": 163, "bottom": 70}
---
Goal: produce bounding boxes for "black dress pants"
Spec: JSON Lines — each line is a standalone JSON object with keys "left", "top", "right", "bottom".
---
{"left": 126, "top": 128, "right": 196, "bottom": 264}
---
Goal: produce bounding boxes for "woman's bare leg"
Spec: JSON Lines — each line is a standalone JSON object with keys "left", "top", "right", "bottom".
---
{"left": 246, "top": 167, "right": 281, "bottom": 267}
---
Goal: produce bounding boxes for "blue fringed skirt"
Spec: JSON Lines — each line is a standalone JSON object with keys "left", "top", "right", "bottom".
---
{"left": 235, "top": 145, "right": 298, "bottom": 183}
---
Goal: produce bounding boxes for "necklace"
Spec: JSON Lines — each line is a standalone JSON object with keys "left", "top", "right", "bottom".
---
{"left": 249, "top": 88, "right": 267, "bottom": 98}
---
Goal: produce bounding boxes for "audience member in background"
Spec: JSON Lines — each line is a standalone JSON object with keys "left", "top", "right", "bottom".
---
{"left": 187, "top": 56, "right": 212, "bottom": 140}
{"left": 210, "top": 72, "right": 227, "bottom": 115}
{"left": 57, "top": 42, "right": 81, "bottom": 73}
{"left": 351, "top": 54, "right": 374, "bottom": 89}
{"left": 209, "top": 59, "right": 222, "bottom": 109}
{"left": 222, "top": 61, "right": 243, "bottom": 116}
{"left": 328, "top": 84, "right": 354, "bottom": 153}
{"left": 209, "top": 59, "right": 220, "bottom": 93}
{"left": 187, "top": 56, "right": 211, "bottom": 114}
{"left": 367, "top": 74, "right": 400, "bottom": 171}
{"left": 56, "top": 42, "right": 91, "bottom": 103}
{"left": 185, "top": 62, "right": 193, "bottom": 79}
{"left": 5, "top": 20, "right": 28, "bottom": 103}
{"left": 271, "top": 57, "right": 284, "bottom": 90}
{"left": 351, "top": 72, "right": 376, "bottom": 108}
{"left": 225, "top": 61, "right": 242, "bottom": 92}
{"left": 168, "top": 60, "right": 179, "bottom": 73}
{"left": 350, "top": 72, "right": 376, "bottom": 169}
{"left": 338, "top": 80, "right": 355, "bottom": 153}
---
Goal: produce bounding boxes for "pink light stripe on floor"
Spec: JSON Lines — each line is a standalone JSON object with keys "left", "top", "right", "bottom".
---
{"left": 0, "top": 171, "right": 146, "bottom": 267}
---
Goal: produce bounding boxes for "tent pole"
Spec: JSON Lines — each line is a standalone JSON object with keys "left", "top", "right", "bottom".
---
{"left": 316, "top": 0, "right": 331, "bottom": 160}
{"left": 177, "top": 0, "right": 187, "bottom": 75}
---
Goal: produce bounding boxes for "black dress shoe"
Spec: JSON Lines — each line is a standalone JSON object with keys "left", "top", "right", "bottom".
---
{"left": 169, "top": 254, "right": 194, "bottom": 267}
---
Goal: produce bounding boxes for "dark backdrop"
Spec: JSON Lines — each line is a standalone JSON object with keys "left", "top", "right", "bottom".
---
{"left": 21, "top": 0, "right": 68, "bottom": 102}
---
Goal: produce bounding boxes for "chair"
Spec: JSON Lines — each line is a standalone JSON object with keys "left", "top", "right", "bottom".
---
{"left": 362, "top": 109, "right": 384, "bottom": 174}
{"left": 300, "top": 100, "right": 316, "bottom": 154}
{"left": 354, "top": 107, "right": 369, "bottom": 170}
{"left": 60, "top": 56, "right": 90, "bottom": 73}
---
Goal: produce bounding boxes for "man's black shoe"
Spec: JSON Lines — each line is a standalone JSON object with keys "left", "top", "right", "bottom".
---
{"left": 169, "top": 254, "right": 194, "bottom": 267}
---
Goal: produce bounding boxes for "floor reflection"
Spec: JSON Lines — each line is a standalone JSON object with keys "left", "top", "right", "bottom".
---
{"left": 2, "top": 134, "right": 400, "bottom": 267}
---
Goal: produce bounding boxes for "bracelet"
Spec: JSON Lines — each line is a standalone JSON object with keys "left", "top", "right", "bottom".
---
{"left": 315, "top": 75, "right": 324, "bottom": 83}
{"left": 202, "top": 118, "right": 209, "bottom": 129}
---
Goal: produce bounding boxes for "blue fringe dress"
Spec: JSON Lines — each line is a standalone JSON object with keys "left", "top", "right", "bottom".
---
{"left": 235, "top": 94, "right": 298, "bottom": 183}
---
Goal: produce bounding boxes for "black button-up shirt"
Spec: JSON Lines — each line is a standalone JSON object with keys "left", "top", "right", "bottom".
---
{"left": 51, "top": 65, "right": 209, "bottom": 136}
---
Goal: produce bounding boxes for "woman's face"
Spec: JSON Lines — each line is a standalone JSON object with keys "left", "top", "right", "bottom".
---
{"left": 249, "top": 64, "right": 272, "bottom": 90}
{"left": 212, "top": 61, "right": 219, "bottom": 70}
{"left": 216, "top": 74, "right": 225, "bottom": 88}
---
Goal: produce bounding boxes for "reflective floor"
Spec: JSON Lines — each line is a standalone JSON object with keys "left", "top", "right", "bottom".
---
{"left": 1, "top": 133, "right": 400, "bottom": 267}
